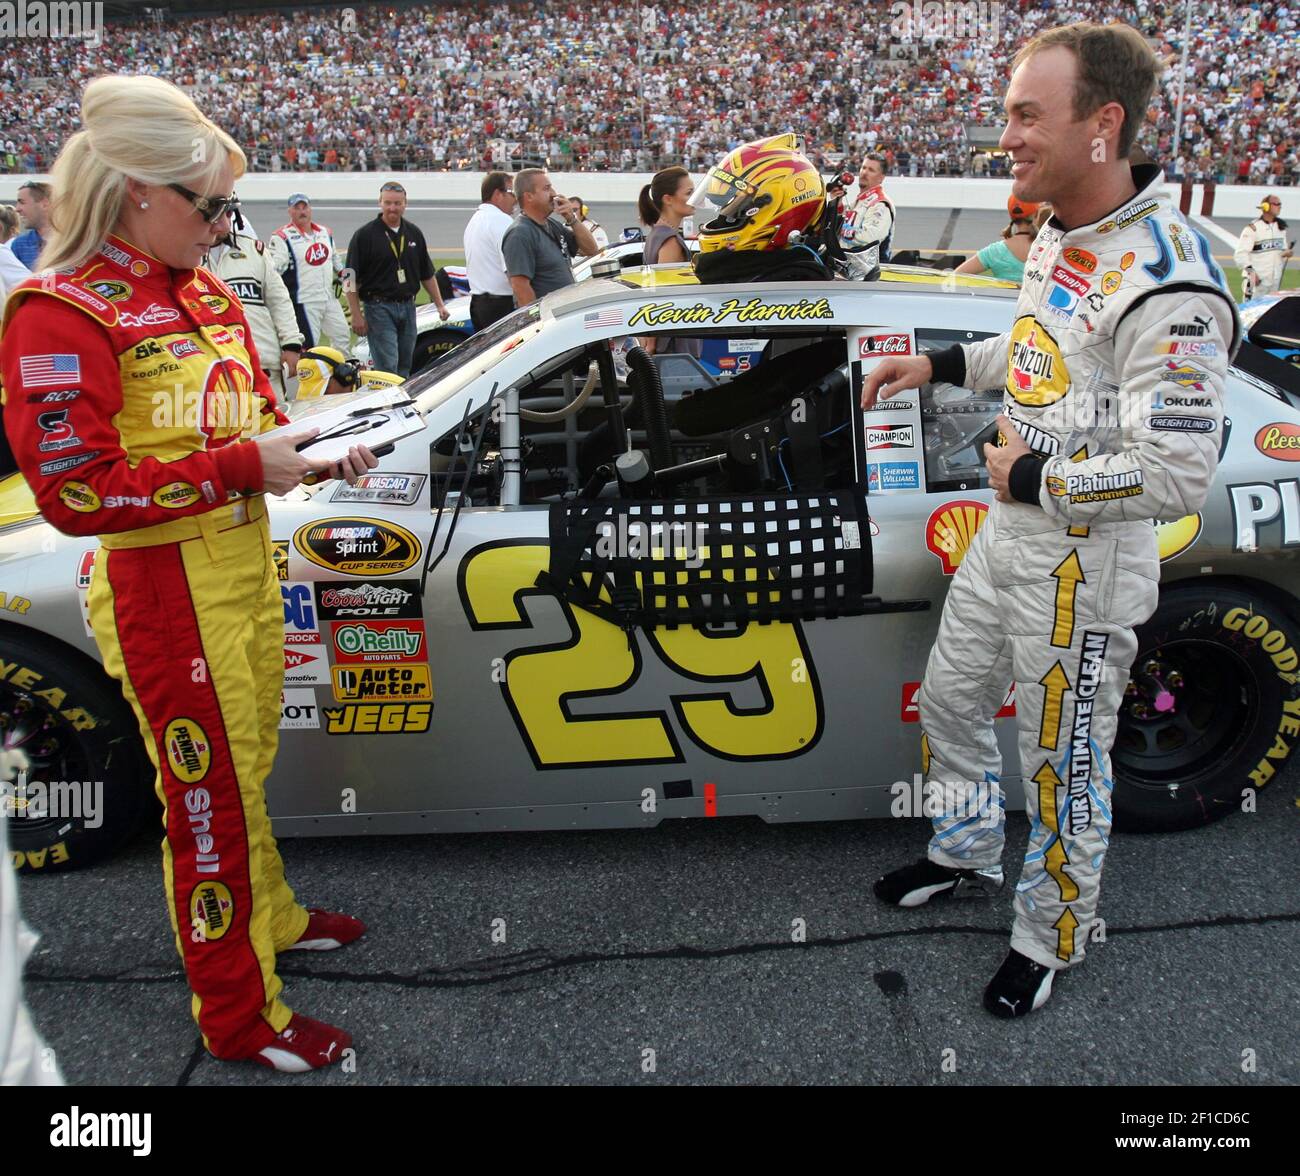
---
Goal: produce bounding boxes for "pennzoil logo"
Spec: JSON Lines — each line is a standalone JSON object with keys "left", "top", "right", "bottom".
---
{"left": 189, "top": 881, "right": 234, "bottom": 941}
{"left": 153, "top": 481, "right": 201, "bottom": 509}
{"left": 925, "top": 499, "right": 988, "bottom": 575}
{"left": 59, "top": 481, "right": 100, "bottom": 513}
{"left": 293, "top": 518, "right": 422, "bottom": 576}
{"left": 1255, "top": 422, "right": 1300, "bottom": 461}
{"left": 164, "top": 718, "right": 211, "bottom": 784}
{"left": 1006, "top": 316, "right": 1069, "bottom": 407}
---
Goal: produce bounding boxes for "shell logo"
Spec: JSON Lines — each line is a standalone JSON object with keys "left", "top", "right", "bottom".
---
{"left": 1155, "top": 513, "right": 1202, "bottom": 562}
{"left": 200, "top": 356, "right": 256, "bottom": 443}
{"left": 925, "top": 498, "right": 988, "bottom": 575}
{"left": 1006, "top": 316, "right": 1069, "bottom": 407}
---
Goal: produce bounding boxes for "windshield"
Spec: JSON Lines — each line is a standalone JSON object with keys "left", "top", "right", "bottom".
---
{"left": 403, "top": 304, "right": 543, "bottom": 413}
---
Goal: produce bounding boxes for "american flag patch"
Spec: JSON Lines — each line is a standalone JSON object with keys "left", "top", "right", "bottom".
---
{"left": 20, "top": 354, "right": 81, "bottom": 387}
{"left": 584, "top": 309, "right": 623, "bottom": 329}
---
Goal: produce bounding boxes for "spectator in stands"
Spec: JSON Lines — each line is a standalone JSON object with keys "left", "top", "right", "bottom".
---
{"left": 10, "top": 181, "right": 50, "bottom": 269}
{"left": 464, "top": 170, "right": 517, "bottom": 330}
{"left": 955, "top": 195, "right": 1041, "bottom": 283}
{"left": 502, "top": 169, "right": 598, "bottom": 307}
{"left": 344, "top": 181, "right": 443, "bottom": 377}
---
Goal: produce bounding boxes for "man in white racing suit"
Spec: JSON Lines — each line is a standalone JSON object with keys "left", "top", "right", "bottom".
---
{"left": 208, "top": 225, "right": 304, "bottom": 400}
{"left": 862, "top": 22, "right": 1240, "bottom": 1019}
{"left": 1233, "top": 194, "right": 1292, "bottom": 301}
{"left": 837, "top": 154, "right": 895, "bottom": 276}
{"left": 268, "top": 193, "right": 351, "bottom": 349}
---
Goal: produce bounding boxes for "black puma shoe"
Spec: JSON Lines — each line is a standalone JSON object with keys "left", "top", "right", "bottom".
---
{"left": 982, "top": 949, "right": 1055, "bottom": 1019}
{"left": 873, "top": 858, "right": 1005, "bottom": 908}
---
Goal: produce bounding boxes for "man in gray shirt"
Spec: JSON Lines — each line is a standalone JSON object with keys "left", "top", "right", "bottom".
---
{"left": 502, "top": 169, "right": 599, "bottom": 306}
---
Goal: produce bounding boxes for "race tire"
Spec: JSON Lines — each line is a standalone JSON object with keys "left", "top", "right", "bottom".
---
{"left": 1111, "top": 582, "right": 1300, "bottom": 833}
{"left": 412, "top": 328, "right": 467, "bottom": 374}
{"left": 0, "top": 627, "right": 152, "bottom": 874}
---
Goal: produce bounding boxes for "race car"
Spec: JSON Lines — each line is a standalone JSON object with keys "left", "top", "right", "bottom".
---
{"left": 3, "top": 269, "right": 1298, "bottom": 874}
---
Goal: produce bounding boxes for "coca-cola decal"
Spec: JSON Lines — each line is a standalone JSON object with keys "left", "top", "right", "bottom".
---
{"left": 859, "top": 333, "right": 911, "bottom": 359}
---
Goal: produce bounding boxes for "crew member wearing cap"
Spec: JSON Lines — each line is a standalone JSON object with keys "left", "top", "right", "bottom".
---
{"left": 955, "top": 195, "right": 1042, "bottom": 283}
{"left": 267, "top": 193, "right": 351, "bottom": 349}
{"left": 1234, "top": 194, "right": 1292, "bottom": 301}
{"left": 344, "top": 181, "right": 448, "bottom": 377}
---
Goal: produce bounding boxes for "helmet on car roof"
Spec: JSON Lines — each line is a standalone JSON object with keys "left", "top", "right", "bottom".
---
{"left": 690, "top": 133, "right": 826, "bottom": 253}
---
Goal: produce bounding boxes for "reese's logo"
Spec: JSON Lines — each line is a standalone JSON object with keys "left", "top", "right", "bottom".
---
{"left": 293, "top": 518, "right": 422, "bottom": 576}
{"left": 1255, "top": 422, "right": 1300, "bottom": 461}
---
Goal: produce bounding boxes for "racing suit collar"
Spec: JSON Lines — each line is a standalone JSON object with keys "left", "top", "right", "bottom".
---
{"left": 99, "top": 233, "right": 171, "bottom": 288}
{"left": 1046, "top": 163, "right": 1165, "bottom": 237}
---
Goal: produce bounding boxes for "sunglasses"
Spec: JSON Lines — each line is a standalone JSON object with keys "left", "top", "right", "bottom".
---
{"left": 169, "top": 183, "right": 240, "bottom": 224}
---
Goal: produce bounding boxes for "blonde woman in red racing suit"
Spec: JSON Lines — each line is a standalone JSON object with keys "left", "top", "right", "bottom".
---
{"left": 0, "top": 76, "right": 377, "bottom": 1073}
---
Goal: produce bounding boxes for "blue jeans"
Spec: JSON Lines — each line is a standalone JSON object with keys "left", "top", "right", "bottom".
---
{"left": 363, "top": 299, "right": 417, "bottom": 377}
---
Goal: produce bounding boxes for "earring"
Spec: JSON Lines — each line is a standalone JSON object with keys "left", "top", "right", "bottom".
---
{"left": 140, "top": 201, "right": 149, "bottom": 209}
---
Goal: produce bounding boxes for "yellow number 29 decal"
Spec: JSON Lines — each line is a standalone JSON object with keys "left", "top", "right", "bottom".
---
{"left": 458, "top": 540, "right": 823, "bottom": 768}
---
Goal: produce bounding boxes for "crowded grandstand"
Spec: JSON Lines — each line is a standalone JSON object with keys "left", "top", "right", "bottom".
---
{"left": 1, "top": 0, "right": 1297, "bottom": 182}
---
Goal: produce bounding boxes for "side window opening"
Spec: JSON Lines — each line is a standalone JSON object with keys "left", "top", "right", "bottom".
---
{"left": 916, "top": 327, "right": 1003, "bottom": 494}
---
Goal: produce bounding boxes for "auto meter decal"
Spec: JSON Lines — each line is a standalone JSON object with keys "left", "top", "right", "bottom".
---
{"left": 1255, "top": 422, "right": 1300, "bottom": 461}
{"left": 1154, "top": 514, "right": 1203, "bottom": 562}
{"left": 315, "top": 579, "right": 423, "bottom": 620}
{"left": 331, "top": 663, "right": 433, "bottom": 703}
{"left": 331, "top": 619, "right": 427, "bottom": 664}
{"left": 1005, "top": 317, "right": 1069, "bottom": 407}
{"left": 926, "top": 499, "right": 988, "bottom": 575}
{"left": 293, "top": 518, "right": 422, "bottom": 576}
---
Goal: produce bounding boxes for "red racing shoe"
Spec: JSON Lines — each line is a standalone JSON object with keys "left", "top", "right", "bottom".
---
{"left": 283, "top": 909, "right": 367, "bottom": 952}
{"left": 255, "top": 1014, "right": 352, "bottom": 1073}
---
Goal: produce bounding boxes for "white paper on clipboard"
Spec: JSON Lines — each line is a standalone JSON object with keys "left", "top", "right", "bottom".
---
{"left": 276, "top": 388, "right": 426, "bottom": 463}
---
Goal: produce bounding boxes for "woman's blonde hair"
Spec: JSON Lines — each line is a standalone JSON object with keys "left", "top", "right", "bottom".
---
{"left": 0, "top": 204, "right": 18, "bottom": 242}
{"left": 41, "top": 74, "right": 246, "bottom": 272}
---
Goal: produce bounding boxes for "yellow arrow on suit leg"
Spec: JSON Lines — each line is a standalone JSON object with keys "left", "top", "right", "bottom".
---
{"left": 1050, "top": 550, "right": 1085, "bottom": 649}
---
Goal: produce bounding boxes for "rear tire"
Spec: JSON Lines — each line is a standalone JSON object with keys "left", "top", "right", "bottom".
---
{"left": 1111, "top": 583, "right": 1300, "bottom": 832}
{"left": 0, "top": 628, "right": 151, "bottom": 873}
{"left": 412, "top": 328, "right": 468, "bottom": 374}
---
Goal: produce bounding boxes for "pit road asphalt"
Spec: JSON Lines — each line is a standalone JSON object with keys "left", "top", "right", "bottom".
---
{"left": 16, "top": 756, "right": 1299, "bottom": 1086}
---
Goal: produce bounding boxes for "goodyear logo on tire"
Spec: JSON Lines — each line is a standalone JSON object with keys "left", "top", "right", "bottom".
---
{"left": 1006, "top": 316, "right": 1069, "bottom": 407}
{"left": 293, "top": 518, "right": 421, "bottom": 576}
{"left": 165, "top": 718, "right": 211, "bottom": 784}
{"left": 153, "top": 481, "right": 201, "bottom": 509}
{"left": 189, "top": 880, "right": 234, "bottom": 941}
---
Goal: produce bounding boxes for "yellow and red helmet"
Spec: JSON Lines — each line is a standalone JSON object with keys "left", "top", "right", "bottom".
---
{"left": 690, "top": 133, "right": 826, "bottom": 253}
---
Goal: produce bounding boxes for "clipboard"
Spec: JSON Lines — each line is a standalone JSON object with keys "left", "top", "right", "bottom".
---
{"left": 277, "top": 387, "right": 426, "bottom": 464}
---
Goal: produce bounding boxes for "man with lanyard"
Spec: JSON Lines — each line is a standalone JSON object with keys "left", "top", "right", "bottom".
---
{"left": 502, "top": 170, "right": 598, "bottom": 308}
{"left": 267, "top": 193, "right": 349, "bottom": 349}
{"left": 464, "top": 171, "right": 518, "bottom": 330}
{"left": 344, "top": 181, "right": 448, "bottom": 377}
{"left": 837, "top": 154, "right": 896, "bottom": 276}
{"left": 1234, "top": 193, "right": 1292, "bottom": 301}
{"left": 861, "top": 22, "right": 1238, "bottom": 1019}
